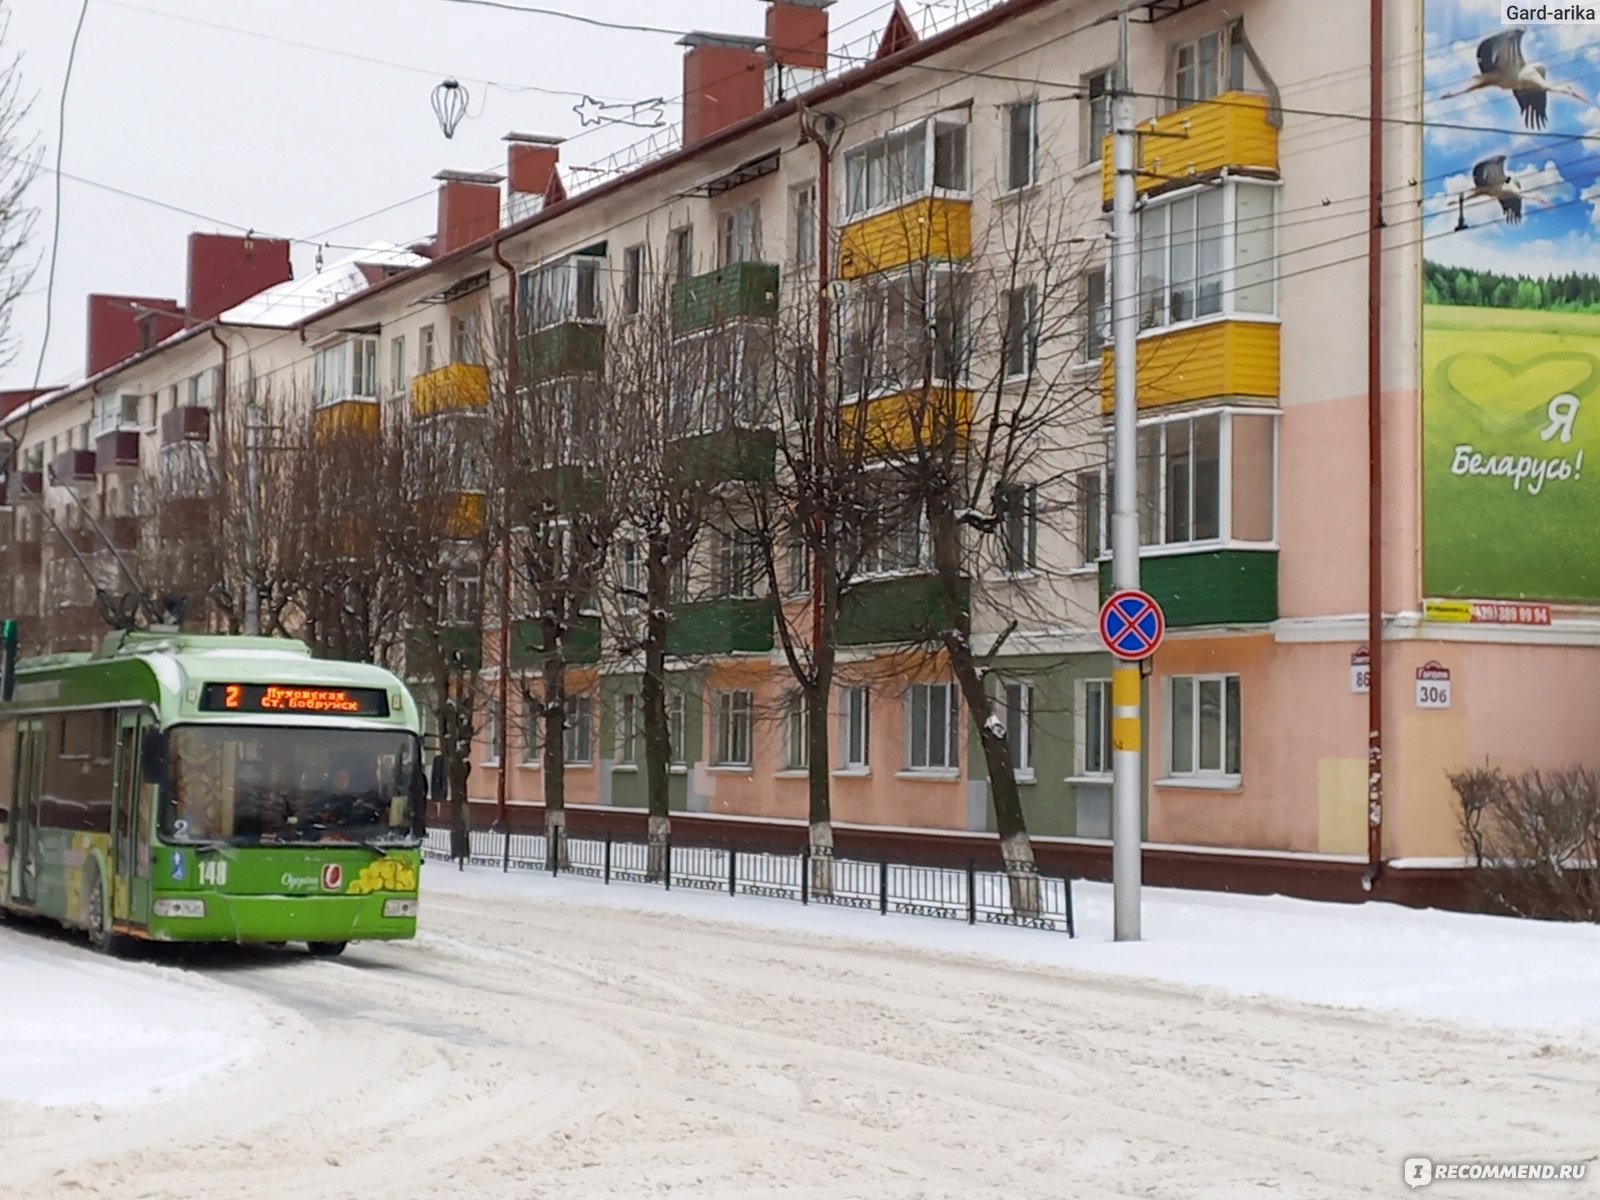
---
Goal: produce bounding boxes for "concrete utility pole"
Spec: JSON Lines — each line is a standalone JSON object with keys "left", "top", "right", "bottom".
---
{"left": 1110, "top": 0, "right": 1143, "bottom": 942}
{"left": 243, "top": 399, "right": 263, "bottom": 636}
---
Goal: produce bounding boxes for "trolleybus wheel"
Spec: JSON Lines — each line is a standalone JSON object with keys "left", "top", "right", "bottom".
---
{"left": 307, "top": 940, "right": 348, "bottom": 958}
{"left": 85, "top": 865, "right": 126, "bottom": 956}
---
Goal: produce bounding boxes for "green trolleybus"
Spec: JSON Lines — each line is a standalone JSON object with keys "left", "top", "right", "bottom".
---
{"left": 0, "top": 627, "right": 427, "bottom": 956}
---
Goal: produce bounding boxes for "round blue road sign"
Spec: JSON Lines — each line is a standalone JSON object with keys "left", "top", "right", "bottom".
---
{"left": 1099, "top": 589, "right": 1165, "bottom": 661}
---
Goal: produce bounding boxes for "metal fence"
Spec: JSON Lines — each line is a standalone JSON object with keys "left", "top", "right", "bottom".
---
{"left": 424, "top": 826, "right": 1074, "bottom": 936}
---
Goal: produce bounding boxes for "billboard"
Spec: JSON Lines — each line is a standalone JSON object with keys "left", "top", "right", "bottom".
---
{"left": 1422, "top": 11, "right": 1600, "bottom": 603}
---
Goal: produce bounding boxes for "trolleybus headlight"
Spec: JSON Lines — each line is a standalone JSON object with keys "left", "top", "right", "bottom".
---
{"left": 153, "top": 898, "right": 207, "bottom": 918}
{"left": 382, "top": 899, "right": 418, "bottom": 918}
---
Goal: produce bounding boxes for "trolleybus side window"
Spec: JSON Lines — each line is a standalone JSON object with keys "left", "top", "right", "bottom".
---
{"left": 40, "top": 710, "right": 115, "bottom": 834}
{"left": 0, "top": 717, "right": 14, "bottom": 826}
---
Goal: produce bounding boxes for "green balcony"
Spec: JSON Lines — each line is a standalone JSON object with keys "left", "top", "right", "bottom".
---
{"left": 836, "top": 574, "right": 969, "bottom": 647}
{"left": 666, "top": 596, "right": 775, "bottom": 658}
{"left": 665, "top": 427, "right": 777, "bottom": 486}
{"left": 524, "top": 463, "right": 604, "bottom": 510}
{"left": 671, "top": 261, "right": 780, "bottom": 336}
{"left": 407, "top": 625, "right": 483, "bottom": 674}
{"left": 521, "top": 321, "right": 605, "bottom": 382}
{"left": 509, "top": 613, "right": 601, "bottom": 669}
{"left": 1097, "top": 549, "right": 1278, "bottom": 628}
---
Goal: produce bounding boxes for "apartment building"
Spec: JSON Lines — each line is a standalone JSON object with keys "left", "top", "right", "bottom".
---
{"left": 1, "top": 235, "right": 426, "bottom": 644}
{"left": 8, "top": 0, "right": 1597, "bottom": 883}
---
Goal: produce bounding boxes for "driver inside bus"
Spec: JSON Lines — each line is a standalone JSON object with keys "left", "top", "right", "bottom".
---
{"left": 304, "top": 759, "right": 384, "bottom": 831}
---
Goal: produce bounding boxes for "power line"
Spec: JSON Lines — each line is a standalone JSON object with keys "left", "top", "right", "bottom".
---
{"left": 427, "top": 0, "right": 689, "bottom": 38}
{"left": 31, "top": 0, "right": 92, "bottom": 390}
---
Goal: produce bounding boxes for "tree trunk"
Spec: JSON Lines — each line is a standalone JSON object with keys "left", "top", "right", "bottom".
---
{"left": 642, "top": 539, "right": 672, "bottom": 880}
{"left": 440, "top": 680, "right": 472, "bottom": 862}
{"left": 540, "top": 631, "right": 570, "bottom": 871}
{"left": 805, "top": 642, "right": 836, "bottom": 896}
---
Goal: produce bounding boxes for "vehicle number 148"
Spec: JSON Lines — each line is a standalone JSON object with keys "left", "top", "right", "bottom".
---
{"left": 198, "top": 860, "right": 228, "bottom": 887}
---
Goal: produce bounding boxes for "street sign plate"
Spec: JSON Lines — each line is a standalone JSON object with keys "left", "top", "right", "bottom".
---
{"left": 1099, "top": 589, "right": 1165, "bottom": 661}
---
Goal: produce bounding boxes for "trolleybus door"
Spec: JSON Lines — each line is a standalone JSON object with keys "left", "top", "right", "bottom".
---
{"left": 8, "top": 720, "right": 42, "bottom": 905}
{"left": 111, "top": 713, "right": 141, "bottom": 923}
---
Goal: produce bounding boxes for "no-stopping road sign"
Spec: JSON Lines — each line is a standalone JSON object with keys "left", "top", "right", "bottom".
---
{"left": 1099, "top": 589, "right": 1165, "bottom": 661}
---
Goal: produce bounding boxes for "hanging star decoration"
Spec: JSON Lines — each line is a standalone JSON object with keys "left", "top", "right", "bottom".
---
{"left": 572, "top": 95, "right": 667, "bottom": 129}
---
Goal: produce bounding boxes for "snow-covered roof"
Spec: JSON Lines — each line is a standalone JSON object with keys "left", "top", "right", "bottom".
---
{"left": 218, "top": 242, "right": 430, "bottom": 327}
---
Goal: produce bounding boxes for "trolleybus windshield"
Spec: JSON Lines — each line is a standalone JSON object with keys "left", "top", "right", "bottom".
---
{"left": 162, "top": 726, "right": 421, "bottom": 847}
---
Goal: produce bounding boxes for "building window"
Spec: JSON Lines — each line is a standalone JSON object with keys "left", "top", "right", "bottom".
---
{"left": 713, "top": 689, "right": 753, "bottom": 767}
{"left": 841, "top": 267, "right": 969, "bottom": 396}
{"left": 390, "top": 335, "right": 407, "bottom": 395}
{"left": 94, "top": 393, "right": 140, "bottom": 434}
{"left": 1173, "top": 19, "right": 1246, "bottom": 108}
{"left": 999, "top": 680, "right": 1033, "bottom": 774}
{"left": 1138, "top": 181, "right": 1275, "bottom": 330}
{"left": 485, "top": 698, "right": 503, "bottom": 765}
{"left": 843, "top": 110, "right": 969, "bottom": 218}
{"left": 671, "top": 226, "right": 694, "bottom": 282}
{"left": 713, "top": 530, "right": 761, "bottom": 598}
{"left": 442, "top": 574, "right": 481, "bottom": 625}
{"left": 520, "top": 256, "right": 604, "bottom": 331}
{"left": 452, "top": 311, "right": 482, "bottom": 364}
{"left": 906, "top": 682, "right": 958, "bottom": 771}
{"left": 791, "top": 181, "right": 817, "bottom": 265}
{"left": 998, "top": 482, "right": 1037, "bottom": 574}
{"left": 564, "top": 694, "right": 594, "bottom": 764}
{"left": 313, "top": 337, "right": 379, "bottom": 407}
{"left": 1004, "top": 98, "right": 1039, "bottom": 191}
{"left": 782, "top": 690, "right": 808, "bottom": 770}
{"left": 785, "top": 533, "right": 810, "bottom": 597}
{"left": 618, "top": 538, "right": 644, "bottom": 599}
{"left": 1083, "top": 269, "right": 1107, "bottom": 359}
{"left": 617, "top": 693, "right": 639, "bottom": 764}
{"left": 1082, "top": 680, "right": 1112, "bottom": 776}
{"left": 623, "top": 245, "right": 643, "bottom": 316}
{"left": 668, "top": 692, "right": 688, "bottom": 765}
{"left": 419, "top": 325, "right": 437, "bottom": 373}
{"left": 855, "top": 493, "right": 925, "bottom": 578}
{"left": 1168, "top": 674, "right": 1241, "bottom": 778}
{"left": 1003, "top": 285, "right": 1036, "bottom": 379}
{"left": 1083, "top": 68, "right": 1113, "bottom": 164}
{"left": 521, "top": 693, "right": 542, "bottom": 765}
{"left": 719, "top": 200, "right": 763, "bottom": 266}
{"left": 840, "top": 686, "right": 870, "bottom": 769}
{"left": 1076, "top": 471, "right": 1103, "bottom": 564}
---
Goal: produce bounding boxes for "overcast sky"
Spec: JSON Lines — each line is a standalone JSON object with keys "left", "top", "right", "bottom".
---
{"left": 5, "top": 0, "right": 897, "bottom": 391}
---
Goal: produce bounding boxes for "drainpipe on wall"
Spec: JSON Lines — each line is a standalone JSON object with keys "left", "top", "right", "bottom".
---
{"left": 208, "top": 325, "right": 234, "bottom": 634}
{"left": 1364, "top": 0, "right": 1386, "bottom": 891}
{"left": 798, "top": 108, "right": 832, "bottom": 657}
{"left": 491, "top": 240, "right": 517, "bottom": 831}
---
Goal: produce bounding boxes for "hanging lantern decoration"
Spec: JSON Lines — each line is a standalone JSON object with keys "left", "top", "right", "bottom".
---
{"left": 432, "top": 78, "right": 470, "bottom": 139}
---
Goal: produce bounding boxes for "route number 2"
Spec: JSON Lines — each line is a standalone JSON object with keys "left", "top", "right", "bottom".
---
{"left": 199, "top": 860, "right": 228, "bottom": 887}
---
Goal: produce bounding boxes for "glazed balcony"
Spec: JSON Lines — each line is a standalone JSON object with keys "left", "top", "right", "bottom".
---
{"left": 665, "top": 596, "right": 775, "bottom": 658}
{"left": 1097, "top": 549, "right": 1278, "bottom": 628}
{"left": 1100, "top": 91, "right": 1278, "bottom": 205}
{"left": 839, "top": 387, "right": 973, "bottom": 457}
{"left": 509, "top": 614, "right": 602, "bottom": 668}
{"left": 837, "top": 197, "right": 972, "bottom": 281}
{"left": 411, "top": 362, "right": 489, "bottom": 420}
{"left": 311, "top": 398, "right": 379, "bottom": 441}
{"left": 836, "top": 574, "right": 968, "bottom": 647}
{"left": 1099, "top": 320, "right": 1278, "bottom": 413}
{"left": 670, "top": 261, "right": 780, "bottom": 337}
{"left": 95, "top": 429, "right": 142, "bottom": 475}
{"left": 160, "top": 404, "right": 211, "bottom": 446}
{"left": 665, "top": 427, "right": 777, "bottom": 485}
{"left": 521, "top": 322, "right": 604, "bottom": 383}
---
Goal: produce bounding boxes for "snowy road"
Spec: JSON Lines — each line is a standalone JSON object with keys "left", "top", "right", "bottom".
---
{"left": 4, "top": 883, "right": 1599, "bottom": 1200}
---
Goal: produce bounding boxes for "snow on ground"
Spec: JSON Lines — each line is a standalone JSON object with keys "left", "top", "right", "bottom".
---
{"left": 426, "top": 861, "right": 1600, "bottom": 1035}
{"left": 0, "top": 925, "right": 261, "bottom": 1107}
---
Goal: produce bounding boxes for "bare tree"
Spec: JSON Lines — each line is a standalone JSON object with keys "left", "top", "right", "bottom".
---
{"left": 0, "top": 7, "right": 38, "bottom": 375}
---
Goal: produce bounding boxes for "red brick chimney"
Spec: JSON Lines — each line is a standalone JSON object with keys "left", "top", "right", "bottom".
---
{"left": 85, "top": 294, "right": 186, "bottom": 378}
{"left": 679, "top": 32, "right": 767, "bottom": 145}
{"left": 504, "top": 133, "right": 562, "bottom": 223}
{"left": 435, "top": 170, "right": 505, "bottom": 255}
{"left": 186, "top": 232, "right": 294, "bottom": 323}
{"left": 766, "top": 0, "right": 833, "bottom": 70}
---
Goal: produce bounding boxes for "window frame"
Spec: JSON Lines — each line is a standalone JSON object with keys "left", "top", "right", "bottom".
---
{"left": 518, "top": 255, "right": 605, "bottom": 333}
{"left": 1171, "top": 18, "right": 1247, "bottom": 110}
{"left": 997, "top": 679, "right": 1034, "bottom": 778}
{"left": 782, "top": 690, "right": 808, "bottom": 771}
{"left": 623, "top": 244, "right": 644, "bottom": 317}
{"left": 520, "top": 691, "right": 542, "bottom": 767}
{"left": 840, "top": 264, "right": 970, "bottom": 399}
{"left": 1166, "top": 672, "right": 1242, "bottom": 781}
{"left": 1002, "top": 284, "right": 1037, "bottom": 380}
{"left": 998, "top": 481, "right": 1038, "bottom": 575}
{"left": 718, "top": 199, "right": 763, "bottom": 267}
{"left": 1137, "top": 179, "right": 1278, "bottom": 334}
{"left": 791, "top": 180, "right": 818, "bottom": 266}
{"left": 1003, "top": 97, "right": 1040, "bottom": 193}
{"left": 712, "top": 689, "right": 754, "bottom": 768}
{"left": 390, "top": 334, "right": 408, "bottom": 397}
{"left": 842, "top": 109, "right": 971, "bottom": 220}
{"left": 1082, "top": 67, "right": 1114, "bottom": 165}
{"left": 839, "top": 686, "right": 871, "bottom": 771}
{"left": 616, "top": 692, "right": 639, "bottom": 765}
{"left": 484, "top": 697, "right": 503, "bottom": 766}
{"left": 312, "top": 336, "right": 380, "bottom": 409}
{"left": 564, "top": 693, "right": 594, "bottom": 765}
{"left": 1080, "top": 679, "right": 1113, "bottom": 778}
{"left": 905, "top": 681, "right": 959, "bottom": 773}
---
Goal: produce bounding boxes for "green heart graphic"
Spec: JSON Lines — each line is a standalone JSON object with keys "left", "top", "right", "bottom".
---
{"left": 1434, "top": 351, "right": 1600, "bottom": 435}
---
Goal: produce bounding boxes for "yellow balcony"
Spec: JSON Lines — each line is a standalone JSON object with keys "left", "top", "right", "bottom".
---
{"left": 411, "top": 362, "right": 489, "bottom": 419}
{"left": 1100, "top": 92, "right": 1278, "bottom": 205}
{"left": 1099, "top": 319, "right": 1278, "bottom": 413}
{"left": 840, "top": 387, "right": 973, "bottom": 456}
{"left": 312, "top": 398, "right": 379, "bottom": 440}
{"left": 438, "top": 492, "right": 485, "bottom": 540}
{"left": 837, "top": 197, "right": 971, "bottom": 281}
